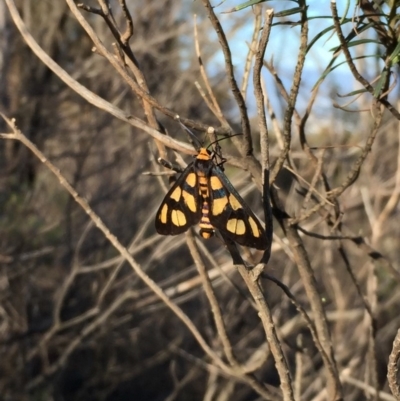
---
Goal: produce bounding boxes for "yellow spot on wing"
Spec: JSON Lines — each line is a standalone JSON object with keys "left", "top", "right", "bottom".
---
{"left": 171, "top": 210, "right": 186, "bottom": 226}
{"left": 160, "top": 204, "right": 168, "bottom": 223}
{"left": 249, "top": 217, "right": 260, "bottom": 238}
{"left": 229, "top": 195, "right": 242, "bottom": 210}
{"left": 210, "top": 176, "right": 223, "bottom": 190}
{"left": 186, "top": 173, "right": 196, "bottom": 187}
{"left": 226, "top": 219, "right": 236, "bottom": 233}
{"left": 182, "top": 190, "right": 196, "bottom": 212}
{"left": 226, "top": 218, "right": 246, "bottom": 235}
{"left": 236, "top": 220, "right": 246, "bottom": 235}
{"left": 212, "top": 197, "right": 228, "bottom": 215}
{"left": 170, "top": 187, "right": 182, "bottom": 201}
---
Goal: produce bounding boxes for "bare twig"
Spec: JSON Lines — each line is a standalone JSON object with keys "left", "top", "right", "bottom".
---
{"left": 388, "top": 329, "right": 400, "bottom": 400}
{"left": 330, "top": 0, "right": 400, "bottom": 120}
{"left": 241, "top": 5, "right": 262, "bottom": 98}
{"left": 4, "top": 0, "right": 197, "bottom": 154}
{"left": 270, "top": 1, "right": 309, "bottom": 184}
{"left": 193, "top": 15, "right": 228, "bottom": 127}
{"left": 291, "top": 102, "right": 384, "bottom": 226}
{"left": 118, "top": 0, "right": 134, "bottom": 45}
{"left": 0, "top": 114, "right": 228, "bottom": 378}
{"left": 185, "top": 231, "right": 238, "bottom": 367}
{"left": 237, "top": 263, "right": 295, "bottom": 401}
{"left": 201, "top": 0, "right": 253, "bottom": 156}
{"left": 272, "top": 187, "right": 343, "bottom": 399}
{"left": 253, "top": 10, "right": 273, "bottom": 171}
{"left": 371, "top": 106, "right": 400, "bottom": 244}
{"left": 341, "top": 372, "right": 396, "bottom": 401}
{"left": 253, "top": 9, "right": 274, "bottom": 264}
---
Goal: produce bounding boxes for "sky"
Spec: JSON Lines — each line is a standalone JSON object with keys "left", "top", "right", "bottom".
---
{"left": 196, "top": 0, "right": 390, "bottom": 129}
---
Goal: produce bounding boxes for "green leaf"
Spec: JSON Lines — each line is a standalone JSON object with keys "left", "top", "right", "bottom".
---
{"left": 337, "top": 88, "right": 368, "bottom": 97}
{"left": 274, "top": 6, "right": 306, "bottom": 18}
{"left": 389, "top": 40, "right": 400, "bottom": 65}
{"left": 328, "top": 38, "right": 382, "bottom": 51}
{"left": 312, "top": 55, "right": 381, "bottom": 90}
{"left": 341, "top": 0, "right": 351, "bottom": 23}
{"left": 228, "top": 0, "right": 269, "bottom": 12}
{"left": 307, "top": 25, "right": 336, "bottom": 54}
{"left": 306, "top": 17, "right": 361, "bottom": 54}
{"left": 373, "top": 68, "right": 389, "bottom": 98}
{"left": 226, "top": 0, "right": 298, "bottom": 13}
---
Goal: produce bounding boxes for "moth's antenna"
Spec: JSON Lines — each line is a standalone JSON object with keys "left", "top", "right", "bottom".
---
{"left": 174, "top": 115, "right": 202, "bottom": 151}
{"left": 207, "top": 133, "right": 242, "bottom": 150}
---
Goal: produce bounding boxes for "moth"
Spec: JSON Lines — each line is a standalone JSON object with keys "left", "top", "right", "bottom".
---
{"left": 155, "top": 147, "right": 267, "bottom": 250}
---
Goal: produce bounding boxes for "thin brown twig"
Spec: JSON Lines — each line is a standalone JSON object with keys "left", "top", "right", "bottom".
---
{"left": 201, "top": 0, "right": 253, "bottom": 156}
{"left": 290, "top": 102, "right": 384, "bottom": 226}
{"left": 4, "top": 0, "right": 196, "bottom": 154}
{"left": 365, "top": 246, "right": 379, "bottom": 401}
{"left": 241, "top": 5, "right": 262, "bottom": 99}
{"left": 54, "top": 220, "right": 95, "bottom": 326}
{"left": 81, "top": 0, "right": 167, "bottom": 158}
{"left": 253, "top": 9, "right": 274, "bottom": 264}
{"left": 284, "top": 164, "right": 334, "bottom": 206}
{"left": 299, "top": 224, "right": 400, "bottom": 284}
{"left": 298, "top": 104, "right": 340, "bottom": 233}
{"left": 262, "top": 76, "right": 283, "bottom": 149}
{"left": 76, "top": 4, "right": 103, "bottom": 15}
{"left": 171, "top": 346, "right": 283, "bottom": 401}
{"left": 261, "top": 62, "right": 300, "bottom": 181}
{"left": 220, "top": 235, "right": 295, "bottom": 401}
{"left": 185, "top": 231, "right": 239, "bottom": 367}
{"left": 272, "top": 187, "right": 343, "bottom": 399}
{"left": 388, "top": 329, "right": 400, "bottom": 400}
{"left": 194, "top": 80, "right": 220, "bottom": 119}
{"left": 328, "top": 104, "right": 383, "bottom": 198}
{"left": 22, "top": 220, "right": 97, "bottom": 363}
{"left": 5, "top": 0, "right": 231, "bottom": 156}
{"left": 0, "top": 115, "right": 287, "bottom": 401}
{"left": 264, "top": 273, "right": 339, "bottom": 383}
{"left": 237, "top": 263, "right": 295, "bottom": 401}
{"left": 270, "top": 0, "right": 309, "bottom": 185}
{"left": 193, "top": 15, "right": 228, "bottom": 127}
{"left": 301, "top": 149, "right": 325, "bottom": 208}
{"left": 253, "top": 10, "right": 273, "bottom": 172}
{"left": 294, "top": 347, "right": 303, "bottom": 401}
{"left": 27, "top": 290, "right": 137, "bottom": 389}
{"left": 118, "top": 0, "right": 134, "bottom": 45}
{"left": 341, "top": 371, "right": 396, "bottom": 401}
{"left": 0, "top": 115, "right": 229, "bottom": 377}
{"left": 330, "top": 0, "right": 400, "bottom": 120}
{"left": 372, "top": 109, "right": 400, "bottom": 244}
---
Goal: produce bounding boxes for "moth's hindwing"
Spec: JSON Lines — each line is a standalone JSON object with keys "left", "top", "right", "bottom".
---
{"left": 208, "top": 165, "right": 267, "bottom": 250}
{"left": 155, "top": 163, "right": 201, "bottom": 235}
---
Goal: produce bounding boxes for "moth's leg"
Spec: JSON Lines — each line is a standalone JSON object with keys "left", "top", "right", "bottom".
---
{"left": 157, "top": 158, "right": 184, "bottom": 174}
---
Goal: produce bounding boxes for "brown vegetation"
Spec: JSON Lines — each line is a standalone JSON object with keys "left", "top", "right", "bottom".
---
{"left": 1, "top": 1, "right": 400, "bottom": 400}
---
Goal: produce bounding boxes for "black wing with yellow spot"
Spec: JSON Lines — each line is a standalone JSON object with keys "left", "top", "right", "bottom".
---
{"left": 155, "top": 147, "right": 267, "bottom": 250}
{"left": 207, "top": 165, "right": 267, "bottom": 250}
{"left": 155, "top": 163, "right": 201, "bottom": 235}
